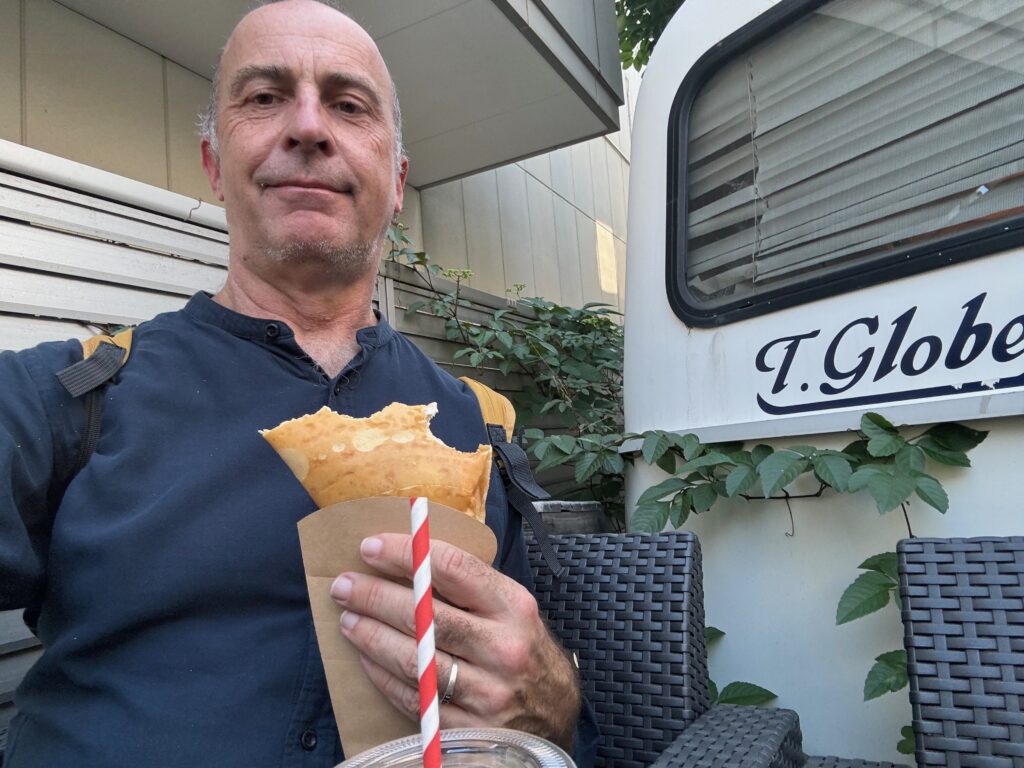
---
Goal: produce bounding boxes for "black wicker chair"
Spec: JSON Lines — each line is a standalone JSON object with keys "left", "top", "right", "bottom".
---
{"left": 525, "top": 531, "right": 908, "bottom": 768}
{"left": 524, "top": 531, "right": 804, "bottom": 767}
{"left": 898, "top": 537, "right": 1024, "bottom": 768}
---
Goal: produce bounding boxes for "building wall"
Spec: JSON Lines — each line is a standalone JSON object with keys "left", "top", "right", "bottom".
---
{"left": 0, "top": 0, "right": 213, "bottom": 204}
{"left": 0, "top": 0, "right": 636, "bottom": 312}
{"left": 419, "top": 68, "right": 638, "bottom": 311}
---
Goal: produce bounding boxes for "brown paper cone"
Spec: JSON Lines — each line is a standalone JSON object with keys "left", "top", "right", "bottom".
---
{"left": 297, "top": 496, "right": 498, "bottom": 757}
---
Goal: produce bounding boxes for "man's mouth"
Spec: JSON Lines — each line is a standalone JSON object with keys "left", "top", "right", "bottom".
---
{"left": 261, "top": 179, "right": 353, "bottom": 195}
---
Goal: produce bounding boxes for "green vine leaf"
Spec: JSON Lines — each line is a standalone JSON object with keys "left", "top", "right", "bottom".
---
{"left": 574, "top": 452, "right": 602, "bottom": 485}
{"left": 677, "top": 451, "right": 732, "bottom": 475}
{"left": 642, "top": 431, "right": 671, "bottom": 464}
{"left": 717, "top": 682, "right": 778, "bottom": 706}
{"left": 725, "top": 464, "right": 757, "bottom": 497}
{"left": 863, "top": 650, "right": 908, "bottom": 700}
{"left": 757, "top": 450, "right": 809, "bottom": 497}
{"left": 669, "top": 491, "right": 690, "bottom": 528}
{"left": 858, "top": 553, "right": 898, "bottom": 583}
{"left": 812, "top": 454, "right": 853, "bottom": 492}
{"left": 705, "top": 626, "right": 725, "bottom": 644}
{"left": 864, "top": 472, "right": 916, "bottom": 514}
{"left": 691, "top": 483, "right": 718, "bottom": 513}
{"left": 914, "top": 473, "right": 949, "bottom": 513}
{"left": 707, "top": 679, "right": 719, "bottom": 705}
{"left": 656, "top": 450, "right": 677, "bottom": 474}
{"left": 750, "top": 444, "right": 773, "bottom": 466}
{"left": 601, "top": 451, "right": 625, "bottom": 475}
{"left": 847, "top": 465, "right": 890, "bottom": 493}
{"left": 631, "top": 501, "right": 669, "bottom": 533}
{"left": 921, "top": 423, "right": 988, "bottom": 452}
{"left": 917, "top": 436, "right": 971, "bottom": 467}
{"left": 637, "top": 477, "right": 687, "bottom": 506}
{"left": 895, "top": 444, "right": 926, "bottom": 474}
{"left": 862, "top": 413, "right": 906, "bottom": 457}
{"left": 837, "top": 571, "right": 894, "bottom": 624}
{"left": 897, "top": 725, "right": 916, "bottom": 755}
{"left": 670, "top": 433, "right": 702, "bottom": 461}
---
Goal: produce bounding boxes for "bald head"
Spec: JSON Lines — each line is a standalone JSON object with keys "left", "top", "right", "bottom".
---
{"left": 199, "top": 0, "right": 403, "bottom": 167}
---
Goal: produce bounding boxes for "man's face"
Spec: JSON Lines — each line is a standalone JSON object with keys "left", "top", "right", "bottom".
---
{"left": 202, "top": 0, "right": 406, "bottom": 278}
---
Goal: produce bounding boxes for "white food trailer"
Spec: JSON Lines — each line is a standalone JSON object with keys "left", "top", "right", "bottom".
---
{"left": 623, "top": 0, "right": 1023, "bottom": 760}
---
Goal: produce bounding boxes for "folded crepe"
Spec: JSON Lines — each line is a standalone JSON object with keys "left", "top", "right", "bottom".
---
{"left": 260, "top": 402, "right": 491, "bottom": 523}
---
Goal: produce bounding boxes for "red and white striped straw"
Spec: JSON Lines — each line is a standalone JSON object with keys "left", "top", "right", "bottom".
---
{"left": 410, "top": 496, "right": 442, "bottom": 768}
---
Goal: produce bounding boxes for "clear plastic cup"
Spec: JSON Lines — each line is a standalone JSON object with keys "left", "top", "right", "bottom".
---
{"left": 337, "top": 728, "right": 576, "bottom": 767}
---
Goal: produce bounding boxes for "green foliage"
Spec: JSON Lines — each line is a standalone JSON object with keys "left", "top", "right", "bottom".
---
{"left": 627, "top": 412, "right": 987, "bottom": 533}
{"left": 704, "top": 626, "right": 777, "bottom": 708}
{"left": 897, "top": 725, "right": 916, "bottom": 755}
{"left": 387, "top": 224, "right": 626, "bottom": 522}
{"left": 864, "top": 650, "right": 909, "bottom": 701}
{"left": 616, "top": 0, "right": 685, "bottom": 71}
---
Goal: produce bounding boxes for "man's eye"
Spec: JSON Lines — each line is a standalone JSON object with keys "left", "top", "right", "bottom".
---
{"left": 251, "top": 93, "right": 277, "bottom": 106}
{"left": 335, "top": 100, "right": 363, "bottom": 114}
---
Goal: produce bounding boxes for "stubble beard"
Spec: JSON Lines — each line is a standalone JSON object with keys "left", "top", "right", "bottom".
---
{"left": 260, "top": 223, "right": 387, "bottom": 283}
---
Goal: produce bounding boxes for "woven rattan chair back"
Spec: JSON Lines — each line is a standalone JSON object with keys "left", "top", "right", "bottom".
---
{"left": 526, "top": 532, "right": 711, "bottom": 768}
{"left": 898, "top": 537, "right": 1024, "bottom": 768}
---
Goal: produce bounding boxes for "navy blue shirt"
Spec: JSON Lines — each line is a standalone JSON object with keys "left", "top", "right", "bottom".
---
{"left": 0, "top": 293, "right": 596, "bottom": 767}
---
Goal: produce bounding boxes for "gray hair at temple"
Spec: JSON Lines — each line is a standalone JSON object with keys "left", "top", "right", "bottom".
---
{"left": 197, "top": 0, "right": 405, "bottom": 171}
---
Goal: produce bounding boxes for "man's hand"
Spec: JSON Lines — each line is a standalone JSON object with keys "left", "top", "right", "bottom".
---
{"left": 330, "top": 533, "right": 580, "bottom": 750}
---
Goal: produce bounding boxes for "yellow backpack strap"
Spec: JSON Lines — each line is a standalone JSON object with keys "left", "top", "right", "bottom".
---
{"left": 56, "top": 328, "right": 134, "bottom": 473}
{"left": 59, "top": 328, "right": 133, "bottom": 398}
{"left": 81, "top": 327, "right": 133, "bottom": 363}
{"left": 460, "top": 376, "right": 516, "bottom": 443}
{"left": 460, "top": 376, "right": 566, "bottom": 579}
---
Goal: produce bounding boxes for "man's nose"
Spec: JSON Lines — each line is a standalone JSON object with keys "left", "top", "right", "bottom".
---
{"left": 285, "top": 90, "right": 335, "bottom": 155}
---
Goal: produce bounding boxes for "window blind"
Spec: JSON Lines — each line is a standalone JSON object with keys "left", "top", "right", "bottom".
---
{"left": 683, "top": 0, "right": 1024, "bottom": 306}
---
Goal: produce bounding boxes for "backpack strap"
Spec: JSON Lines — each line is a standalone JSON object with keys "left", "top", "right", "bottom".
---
{"left": 55, "top": 328, "right": 133, "bottom": 473}
{"left": 460, "top": 377, "right": 566, "bottom": 580}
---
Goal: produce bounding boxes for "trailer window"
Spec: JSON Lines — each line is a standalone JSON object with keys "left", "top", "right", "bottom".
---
{"left": 668, "top": 0, "right": 1024, "bottom": 327}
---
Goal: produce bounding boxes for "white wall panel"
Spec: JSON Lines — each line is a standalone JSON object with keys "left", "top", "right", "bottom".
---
{"left": 0, "top": 0, "right": 20, "bottom": 144}
{"left": 525, "top": 176, "right": 561, "bottom": 301}
{"left": 462, "top": 172, "right": 506, "bottom": 295}
{"left": 25, "top": 0, "right": 167, "bottom": 187}
{"left": 552, "top": 195, "right": 583, "bottom": 307}
{"left": 1, "top": 268, "right": 188, "bottom": 325}
{"left": 495, "top": 165, "right": 536, "bottom": 294}
{"left": 570, "top": 142, "right": 595, "bottom": 218}
{"left": 589, "top": 139, "right": 613, "bottom": 228}
{"left": 0, "top": 220, "right": 224, "bottom": 296}
{"left": 0, "top": 183, "right": 228, "bottom": 266}
{"left": 420, "top": 181, "right": 469, "bottom": 271}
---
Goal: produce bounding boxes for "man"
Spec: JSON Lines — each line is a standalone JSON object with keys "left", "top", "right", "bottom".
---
{"left": 0, "top": 1, "right": 594, "bottom": 765}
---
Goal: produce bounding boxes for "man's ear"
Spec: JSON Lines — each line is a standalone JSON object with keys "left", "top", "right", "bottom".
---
{"left": 393, "top": 155, "right": 409, "bottom": 216}
{"left": 201, "top": 139, "right": 225, "bottom": 202}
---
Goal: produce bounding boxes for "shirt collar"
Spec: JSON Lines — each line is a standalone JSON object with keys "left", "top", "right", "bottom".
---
{"left": 184, "top": 291, "right": 396, "bottom": 349}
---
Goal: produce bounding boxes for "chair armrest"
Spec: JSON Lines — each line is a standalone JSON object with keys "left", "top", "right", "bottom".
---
{"left": 649, "top": 704, "right": 806, "bottom": 768}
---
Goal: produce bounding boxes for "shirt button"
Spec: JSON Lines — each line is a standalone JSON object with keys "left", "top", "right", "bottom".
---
{"left": 333, "top": 381, "right": 344, "bottom": 395}
{"left": 300, "top": 729, "right": 318, "bottom": 751}
{"left": 265, "top": 322, "right": 281, "bottom": 339}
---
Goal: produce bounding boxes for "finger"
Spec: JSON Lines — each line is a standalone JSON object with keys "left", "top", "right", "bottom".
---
{"left": 360, "top": 651, "right": 492, "bottom": 731}
{"left": 358, "top": 655, "right": 419, "bottom": 723}
{"left": 332, "top": 572, "right": 416, "bottom": 637}
{"left": 334, "top": 573, "right": 492, "bottom": 666}
{"left": 360, "top": 534, "right": 524, "bottom": 617}
{"left": 340, "top": 610, "right": 420, "bottom": 687}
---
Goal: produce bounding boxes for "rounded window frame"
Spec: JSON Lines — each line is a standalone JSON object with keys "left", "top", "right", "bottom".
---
{"left": 665, "top": 0, "right": 1024, "bottom": 329}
